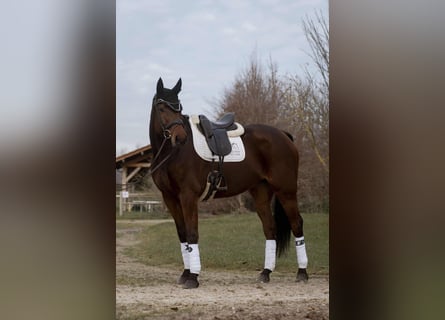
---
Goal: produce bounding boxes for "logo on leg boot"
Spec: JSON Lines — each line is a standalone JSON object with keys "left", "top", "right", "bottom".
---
{"left": 185, "top": 244, "right": 193, "bottom": 252}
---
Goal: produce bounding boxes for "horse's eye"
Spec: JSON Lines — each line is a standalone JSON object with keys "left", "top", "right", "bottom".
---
{"left": 159, "top": 107, "right": 165, "bottom": 113}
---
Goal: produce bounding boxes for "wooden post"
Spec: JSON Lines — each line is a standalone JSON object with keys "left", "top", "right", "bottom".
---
{"left": 237, "top": 194, "right": 245, "bottom": 213}
{"left": 121, "top": 167, "right": 127, "bottom": 215}
{"left": 126, "top": 167, "right": 141, "bottom": 181}
{"left": 118, "top": 193, "right": 123, "bottom": 217}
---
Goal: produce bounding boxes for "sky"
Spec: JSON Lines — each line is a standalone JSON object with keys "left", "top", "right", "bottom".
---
{"left": 116, "top": 0, "right": 328, "bottom": 155}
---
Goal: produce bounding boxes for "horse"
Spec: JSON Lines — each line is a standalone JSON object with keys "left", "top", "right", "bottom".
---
{"left": 149, "top": 77, "right": 308, "bottom": 289}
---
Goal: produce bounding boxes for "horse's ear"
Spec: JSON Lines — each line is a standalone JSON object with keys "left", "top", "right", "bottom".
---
{"left": 172, "top": 78, "right": 182, "bottom": 94}
{"left": 156, "top": 77, "right": 164, "bottom": 95}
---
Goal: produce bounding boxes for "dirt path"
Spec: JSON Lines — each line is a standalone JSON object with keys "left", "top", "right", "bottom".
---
{"left": 116, "top": 220, "right": 329, "bottom": 319}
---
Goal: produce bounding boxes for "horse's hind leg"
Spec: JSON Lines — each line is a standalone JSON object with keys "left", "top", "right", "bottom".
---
{"left": 276, "top": 192, "right": 309, "bottom": 282}
{"left": 249, "top": 182, "right": 276, "bottom": 283}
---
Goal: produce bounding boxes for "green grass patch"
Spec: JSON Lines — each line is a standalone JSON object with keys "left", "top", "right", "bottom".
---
{"left": 125, "top": 212, "right": 328, "bottom": 274}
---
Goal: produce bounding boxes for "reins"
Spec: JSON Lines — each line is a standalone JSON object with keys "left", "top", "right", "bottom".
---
{"left": 149, "top": 135, "right": 176, "bottom": 174}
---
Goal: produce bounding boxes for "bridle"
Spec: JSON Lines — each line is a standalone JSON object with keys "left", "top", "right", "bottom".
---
{"left": 150, "top": 97, "right": 186, "bottom": 174}
{"left": 153, "top": 97, "right": 184, "bottom": 137}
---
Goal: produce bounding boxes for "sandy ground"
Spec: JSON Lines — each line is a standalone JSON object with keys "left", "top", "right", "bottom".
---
{"left": 116, "top": 220, "right": 329, "bottom": 319}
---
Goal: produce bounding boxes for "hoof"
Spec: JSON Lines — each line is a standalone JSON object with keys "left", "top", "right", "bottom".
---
{"left": 182, "top": 273, "right": 199, "bottom": 289}
{"left": 177, "top": 269, "right": 191, "bottom": 284}
{"left": 257, "top": 269, "right": 272, "bottom": 283}
{"left": 296, "top": 268, "right": 309, "bottom": 283}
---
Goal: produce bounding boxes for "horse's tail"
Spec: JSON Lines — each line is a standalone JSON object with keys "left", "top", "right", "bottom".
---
{"left": 273, "top": 196, "right": 292, "bottom": 257}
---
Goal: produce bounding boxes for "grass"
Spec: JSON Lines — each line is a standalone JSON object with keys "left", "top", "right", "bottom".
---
{"left": 124, "top": 212, "right": 328, "bottom": 274}
{"left": 116, "top": 210, "right": 169, "bottom": 220}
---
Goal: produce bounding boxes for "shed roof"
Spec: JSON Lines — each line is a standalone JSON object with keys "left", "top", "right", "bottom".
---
{"left": 116, "top": 145, "right": 153, "bottom": 170}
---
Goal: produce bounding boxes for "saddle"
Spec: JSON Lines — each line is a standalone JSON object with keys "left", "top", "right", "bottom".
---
{"left": 196, "top": 113, "right": 242, "bottom": 200}
{"left": 198, "top": 113, "right": 236, "bottom": 156}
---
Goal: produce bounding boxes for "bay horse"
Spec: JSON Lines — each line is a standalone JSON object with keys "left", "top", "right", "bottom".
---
{"left": 150, "top": 78, "right": 308, "bottom": 289}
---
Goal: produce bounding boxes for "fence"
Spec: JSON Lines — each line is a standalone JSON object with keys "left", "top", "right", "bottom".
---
{"left": 116, "top": 192, "right": 164, "bottom": 216}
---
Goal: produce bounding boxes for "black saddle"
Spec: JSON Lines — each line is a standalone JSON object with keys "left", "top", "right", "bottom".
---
{"left": 198, "top": 113, "right": 236, "bottom": 156}
{"left": 204, "top": 113, "right": 236, "bottom": 130}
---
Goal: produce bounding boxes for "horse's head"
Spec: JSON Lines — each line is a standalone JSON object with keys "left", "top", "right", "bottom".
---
{"left": 152, "top": 77, "right": 187, "bottom": 146}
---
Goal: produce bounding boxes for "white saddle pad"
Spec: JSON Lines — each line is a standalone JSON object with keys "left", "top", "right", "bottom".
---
{"left": 189, "top": 115, "right": 246, "bottom": 162}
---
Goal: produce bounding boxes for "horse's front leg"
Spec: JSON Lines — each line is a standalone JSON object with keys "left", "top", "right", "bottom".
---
{"left": 161, "top": 192, "right": 190, "bottom": 285}
{"left": 179, "top": 191, "right": 200, "bottom": 289}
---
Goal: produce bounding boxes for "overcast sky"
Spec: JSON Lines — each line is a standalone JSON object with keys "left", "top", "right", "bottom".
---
{"left": 116, "top": 0, "right": 328, "bottom": 154}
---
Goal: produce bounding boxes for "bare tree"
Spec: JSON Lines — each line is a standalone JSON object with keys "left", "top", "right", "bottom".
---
{"left": 302, "top": 10, "right": 329, "bottom": 90}
{"left": 285, "top": 11, "right": 329, "bottom": 173}
{"left": 214, "top": 52, "right": 284, "bottom": 126}
{"left": 284, "top": 74, "right": 328, "bottom": 173}
{"left": 279, "top": 11, "right": 329, "bottom": 211}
